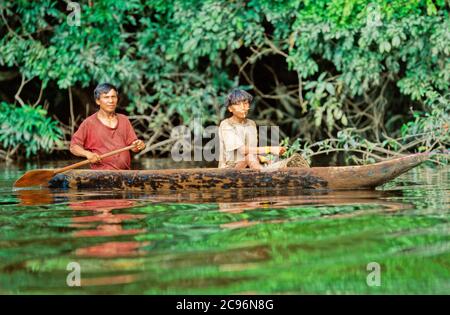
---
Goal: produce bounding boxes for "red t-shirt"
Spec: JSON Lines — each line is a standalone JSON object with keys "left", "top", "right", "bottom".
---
{"left": 70, "top": 112, "right": 138, "bottom": 170}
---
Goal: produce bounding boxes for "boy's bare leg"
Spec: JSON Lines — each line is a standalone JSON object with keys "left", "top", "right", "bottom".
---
{"left": 234, "top": 160, "right": 249, "bottom": 169}
{"left": 246, "top": 154, "right": 262, "bottom": 170}
{"left": 231, "top": 155, "right": 264, "bottom": 170}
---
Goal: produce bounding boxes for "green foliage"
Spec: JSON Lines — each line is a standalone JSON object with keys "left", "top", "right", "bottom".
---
{"left": 401, "top": 92, "right": 450, "bottom": 152}
{"left": 0, "top": 0, "right": 449, "bottom": 160}
{"left": 285, "top": 1, "right": 449, "bottom": 135}
{"left": 0, "top": 102, "right": 63, "bottom": 159}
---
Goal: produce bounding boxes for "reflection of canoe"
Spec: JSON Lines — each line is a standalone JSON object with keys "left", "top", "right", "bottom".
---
{"left": 48, "top": 153, "right": 430, "bottom": 191}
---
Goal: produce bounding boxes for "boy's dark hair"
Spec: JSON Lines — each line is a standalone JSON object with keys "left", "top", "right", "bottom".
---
{"left": 94, "top": 83, "right": 119, "bottom": 100}
{"left": 225, "top": 89, "right": 253, "bottom": 107}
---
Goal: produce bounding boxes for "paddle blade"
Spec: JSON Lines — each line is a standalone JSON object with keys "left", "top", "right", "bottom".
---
{"left": 14, "top": 170, "right": 56, "bottom": 187}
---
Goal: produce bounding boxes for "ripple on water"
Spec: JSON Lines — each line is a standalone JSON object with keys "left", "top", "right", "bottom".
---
{"left": 0, "top": 163, "right": 448, "bottom": 294}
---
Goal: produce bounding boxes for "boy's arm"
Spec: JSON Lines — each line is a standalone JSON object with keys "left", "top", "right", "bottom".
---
{"left": 239, "top": 121, "right": 286, "bottom": 155}
{"left": 239, "top": 146, "right": 286, "bottom": 155}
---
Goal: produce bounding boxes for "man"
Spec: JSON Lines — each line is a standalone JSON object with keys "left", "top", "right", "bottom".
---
{"left": 70, "top": 83, "right": 146, "bottom": 170}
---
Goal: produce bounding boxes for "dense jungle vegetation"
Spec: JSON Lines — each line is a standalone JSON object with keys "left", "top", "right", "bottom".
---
{"left": 0, "top": 0, "right": 449, "bottom": 164}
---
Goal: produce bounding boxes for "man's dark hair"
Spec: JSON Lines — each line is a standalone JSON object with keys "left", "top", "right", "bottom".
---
{"left": 224, "top": 89, "right": 253, "bottom": 108}
{"left": 94, "top": 83, "right": 119, "bottom": 100}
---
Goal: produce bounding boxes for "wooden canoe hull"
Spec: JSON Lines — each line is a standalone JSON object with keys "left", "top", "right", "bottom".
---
{"left": 48, "top": 153, "right": 430, "bottom": 191}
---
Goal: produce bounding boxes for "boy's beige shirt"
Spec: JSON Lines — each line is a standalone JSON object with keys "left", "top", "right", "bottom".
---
{"left": 218, "top": 118, "right": 258, "bottom": 168}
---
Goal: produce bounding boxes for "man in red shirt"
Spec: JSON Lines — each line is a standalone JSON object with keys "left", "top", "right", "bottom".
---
{"left": 70, "top": 83, "right": 146, "bottom": 170}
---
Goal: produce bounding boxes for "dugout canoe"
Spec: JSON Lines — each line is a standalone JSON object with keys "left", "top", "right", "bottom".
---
{"left": 46, "top": 153, "right": 430, "bottom": 191}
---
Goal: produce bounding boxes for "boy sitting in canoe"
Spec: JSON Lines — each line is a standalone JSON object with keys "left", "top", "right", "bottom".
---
{"left": 218, "top": 89, "right": 309, "bottom": 170}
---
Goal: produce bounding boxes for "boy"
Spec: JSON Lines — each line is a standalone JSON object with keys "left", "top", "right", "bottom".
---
{"left": 218, "top": 89, "right": 293, "bottom": 170}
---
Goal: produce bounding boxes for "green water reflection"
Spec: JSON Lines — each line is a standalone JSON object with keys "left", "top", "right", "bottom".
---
{"left": 0, "top": 160, "right": 448, "bottom": 294}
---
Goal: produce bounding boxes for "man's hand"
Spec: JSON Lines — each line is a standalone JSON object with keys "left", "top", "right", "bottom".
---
{"left": 85, "top": 151, "right": 101, "bottom": 164}
{"left": 270, "top": 146, "right": 287, "bottom": 155}
{"left": 131, "top": 139, "right": 146, "bottom": 152}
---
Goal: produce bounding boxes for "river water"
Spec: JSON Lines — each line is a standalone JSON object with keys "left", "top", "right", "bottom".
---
{"left": 0, "top": 159, "right": 448, "bottom": 294}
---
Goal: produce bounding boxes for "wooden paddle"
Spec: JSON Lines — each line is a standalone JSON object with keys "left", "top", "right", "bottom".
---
{"left": 14, "top": 144, "right": 136, "bottom": 188}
